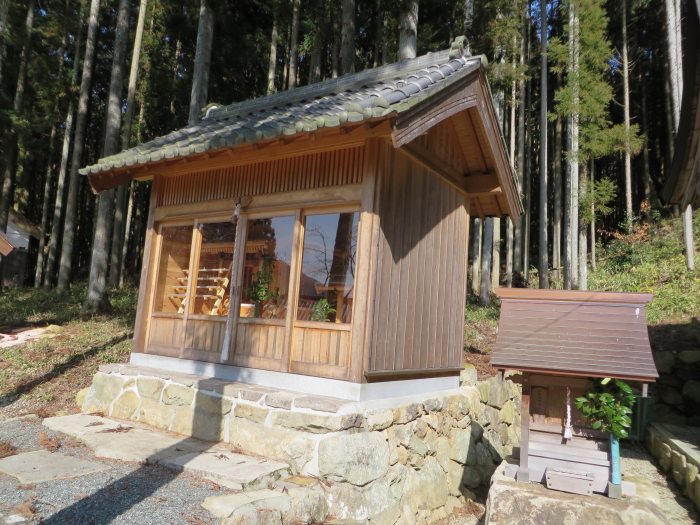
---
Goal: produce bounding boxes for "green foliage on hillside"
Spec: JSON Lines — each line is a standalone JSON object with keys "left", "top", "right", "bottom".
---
{"left": 589, "top": 215, "right": 700, "bottom": 324}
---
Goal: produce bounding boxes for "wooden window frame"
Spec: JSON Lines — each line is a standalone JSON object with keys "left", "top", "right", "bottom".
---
{"left": 145, "top": 199, "right": 363, "bottom": 374}
{"left": 236, "top": 209, "right": 298, "bottom": 329}
{"left": 146, "top": 216, "right": 235, "bottom": 357}
{"left": 293, "top": 205, "right": 360, "bottom": 331}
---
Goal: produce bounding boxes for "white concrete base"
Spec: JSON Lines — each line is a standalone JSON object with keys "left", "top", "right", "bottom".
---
{"left": 129, "top": 352, "right": 459, "bottom": 402}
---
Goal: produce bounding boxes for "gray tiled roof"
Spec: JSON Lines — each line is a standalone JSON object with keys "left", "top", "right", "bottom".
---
{"left": 81, "top": 44, "right": 484, "bottom": 176}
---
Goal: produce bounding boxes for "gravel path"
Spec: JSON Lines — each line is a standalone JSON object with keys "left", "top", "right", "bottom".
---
{"left": 0, "top": 416, "right": 223, "bottom": 524}
{"left": 621, "top": 443, "right": 699, "bottom": 525}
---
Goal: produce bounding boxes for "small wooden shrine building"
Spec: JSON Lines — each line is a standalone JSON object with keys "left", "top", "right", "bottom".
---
{"left": 81, "top": 38, "right": 521, "bottom": 400}
{"left": 491, "top": 289, "right": 658, "bottom": 495}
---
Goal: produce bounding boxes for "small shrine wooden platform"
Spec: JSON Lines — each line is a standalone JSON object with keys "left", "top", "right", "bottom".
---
{"left": 491, "top": 289, "right": 659, "bottom": 496}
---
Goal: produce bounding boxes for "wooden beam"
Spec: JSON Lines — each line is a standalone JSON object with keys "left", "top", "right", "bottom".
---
{"left": 463, "top": 173, "right": 501, "bottom": 195}
{"left": 132, "top": 178, "right": 159, "bottom": 354}
{"left": 398, "top": 140, "right": 468, "bottom": 196}
{"left": 92, "top": 120, "right": 393, "bottom": 188}
{"left": 517, "top": 373, "right": 531, "bottom": 482}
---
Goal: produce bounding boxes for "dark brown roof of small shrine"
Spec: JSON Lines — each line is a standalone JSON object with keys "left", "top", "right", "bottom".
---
{"left": 490, "top": 288, "right": 658, "bottom": 382}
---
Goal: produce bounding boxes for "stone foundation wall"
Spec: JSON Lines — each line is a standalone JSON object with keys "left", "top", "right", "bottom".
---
{"left": 79, "top": 363, "right": 521, "bottom": 524}
{"left": 646, "top": 423, "right": 700, "bottom": 512}
{"left": 653, "top": 349, "right": 700, "bottom": 425}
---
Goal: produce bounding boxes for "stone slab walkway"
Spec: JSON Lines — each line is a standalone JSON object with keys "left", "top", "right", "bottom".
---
{"left": 0, "top": 416, "right": 222, "bottom": 524}
{"left": 43, "top": 414, "right": 290, "bottom": 490}
{"left": 0, "top": 449, "right": 110, "bottom": 484}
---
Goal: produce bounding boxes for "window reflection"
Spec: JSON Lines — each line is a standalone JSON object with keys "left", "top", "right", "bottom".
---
{"left": 191, "top": 221, "right": 236, "bottom": 316}
{"left": 240, "top": 216, "right": 295, "bottom": 320}
{"left": 153, "top": 225, "right": 193, "bottom": 314}
{"left": 297, "top": 211, "right": 359, "bottom": 323}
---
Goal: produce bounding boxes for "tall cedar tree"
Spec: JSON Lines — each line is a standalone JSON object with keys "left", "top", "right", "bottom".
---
{"left": 84, "top": 0, "right": 131, "bottom": 312}
{"left": 57, "top": 0, "right": 100, "bottom": 291}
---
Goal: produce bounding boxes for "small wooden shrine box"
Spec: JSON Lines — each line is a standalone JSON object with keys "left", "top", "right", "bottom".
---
{"left": 491, "top": 289, "right": 659, "bottom": 494}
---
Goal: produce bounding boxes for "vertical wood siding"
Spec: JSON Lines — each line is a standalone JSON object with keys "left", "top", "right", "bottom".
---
{"left": 290, "top": 326, "right": 352, "bottom": 379}
{"left": 183, "top": 318, "right": 227, "bottom": 356}
{"left": 148, "top": 317, "right": 184, "bottom": 355}
{"left": 368, "top": 143, "right": 469, "bottom": 374}
{"left": 231, "top": 322, "right": 287, "bottom": 370}
{"left": 157, "top": 147, "right": 365, "bottom": 207}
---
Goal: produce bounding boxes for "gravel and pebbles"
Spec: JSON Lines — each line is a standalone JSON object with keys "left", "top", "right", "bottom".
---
{"left": 0, "top": 416, "right": 223, "bottom": 524}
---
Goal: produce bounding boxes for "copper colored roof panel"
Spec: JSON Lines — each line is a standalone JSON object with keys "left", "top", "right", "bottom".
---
{"left": 0, "top": 232, "right": 14, "bottom": 257}
{"left": 491, "top": 289, "right": 658, "bottom": 381}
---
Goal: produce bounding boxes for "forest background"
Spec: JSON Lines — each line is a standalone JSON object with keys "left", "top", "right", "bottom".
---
{"left": 0, "top": 0, "right": 697, "bottom": 312}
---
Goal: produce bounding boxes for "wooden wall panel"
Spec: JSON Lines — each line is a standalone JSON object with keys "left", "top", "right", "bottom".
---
{"left": 184, "top": 318, "right": 226, "bottom": 355}
{"left": 290, "top": 326, "right": 351, "bottom": 379}
{"left": 231, "top": 322, "right": 286, "bottom": 371}
{"left": 157, "top": 147, "right": 365, "bottom": 207}
{"left": 368, "top": 142, "right": 469, "bottom": 375}
{"left": 148, "top": 317, "right": 184, "bottom": 354}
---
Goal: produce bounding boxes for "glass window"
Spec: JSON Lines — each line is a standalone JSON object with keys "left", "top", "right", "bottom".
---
{"left": 297, "top": 211, "right": 359, "bottom": 323}
{"left": 153, "top": 224, "right": 193, "bottom": 314}
{"left": 240, "top": 216, "right": 295, "bottom": 320}
{"left": 191, "top": 221, "right": 236, "bottom": 316}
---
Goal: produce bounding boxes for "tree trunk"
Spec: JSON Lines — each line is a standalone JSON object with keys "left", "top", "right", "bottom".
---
{"left": 522, "top": 6, "right": 533, "bottom": 282}
{"left": 340, "top": 0, "right": 355, "bottom": 74}
{"left": 287, "top": 0, "right": 300, "bottom": 89}
{"left": 0, "top": 0, "right": 34, "bottom": 235}
{"left": 622, "top": 0, "right": 633, "bottom": 228}
{"left": 538, "top": 0, "right": 549, "bottom": 289}
{"left": 373, "top": 0, "right": 382, "bottom": 67}
{"left": 398, "top": 0, "right": 418, "bottom": 60}
{"left": 640, "top": 73, "right": 655, "bottom": 210}
{"left": 514, "top": 10, "right": 527, "bottom": 276}
{"left": 664, "top": 0, "right": 696, "bottom": 270}
{"left": 590, "top": 160, "right": 596, "bottom": 271}
{"left": 331, "top": 11, "right": 339, "bottom": 78}
{"left": 45, "top": 7, "right": 84, "bottom": 288}
{"left": 0, "top": 0, "right": 8, "bottom": 92}
{"left": 683, "top": 207, "right": 695, "bottom": 270}
{"left": 578, "top": 213, "right": 588, "bottom": 290}
{"left": 464, "top": 0, "right": 474, "bottom": 35}
{"left": 567, "top": 1, "right": 580, "bottom": 289}
{"left": 84, "top": 0, "right": 130, "bottom": 312}
{"left": 118, "top": 181, "right": 135, "bottom": 287}
{"left": 492, "top": 217, "right": 501, "bottom": 290}
{"left": 108, "top": 0, "right": 147, "bottom": 289}
{"left": 480, "top": 217, "right": 494, "bottom": 305}
{"left": 188, "top": 0, "right": 214, "bottom": 125}
{"left": 34, "top": 124, "right": 58, "bottom": 287}
{"left": 471, "top": 217, "right": 481, "bottom": 296}
{"left": 552, "top": 107, "right": 563, "bottom": 282}
{"left": 57, "top": 0, "right": 100, "bottom": 291}
{"left": 170, "top": 37, "right": 182, "bottom": 117}
{"left": 506, "top": 49, "right": 517, "bottom": 287}
{"left": 267, "top": 4, "right": 278, "bottom": 93}
{"left": 308, "top": 3, "right": 325, "bottom": 84}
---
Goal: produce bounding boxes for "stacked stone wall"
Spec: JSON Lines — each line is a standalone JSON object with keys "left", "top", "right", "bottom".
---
{"left": 79, "top": 363, "right": 521, "bottom": 524}
{"left": 653, "top": 349, "right": 700, "bottom": 425}
{"left": 646, "top": 423, "right": 700, "bottom": 512}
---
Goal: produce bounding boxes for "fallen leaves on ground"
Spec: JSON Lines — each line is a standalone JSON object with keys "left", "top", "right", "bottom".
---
{"left": 97, "top": 424, "right": 132, "bottom": 433}
{"left": 0, "top": 440, "right": 17, "bottom": 458}
{"left": 38, "top": 432, "right": 61, "bottom": 452}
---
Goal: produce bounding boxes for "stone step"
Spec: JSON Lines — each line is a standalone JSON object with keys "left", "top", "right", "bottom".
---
{"left": 161, "top": 450, "right": 289, "bottom": 490}
{"left": 43, "top": 414, "right": 290, "bottom": 491}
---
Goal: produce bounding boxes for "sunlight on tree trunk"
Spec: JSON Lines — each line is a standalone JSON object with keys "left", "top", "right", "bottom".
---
{"left": 399, "top": 0, "right": 418, "bottom": 60}
{"left": 188, "top": 0, "right": 214, "bottom": 125}
{"left": 85, "top": 0, "right": 130, "bottom": 313}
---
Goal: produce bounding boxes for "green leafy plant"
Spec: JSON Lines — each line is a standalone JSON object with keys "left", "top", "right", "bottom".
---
{"left": 575, "top": 378, "right": 636, "bottom": 439}
{"left": 248, "top": 260, "right": 274, "bottom": 304}
{"left": 310, "top": 298, "right": 336, "bottom": 322}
